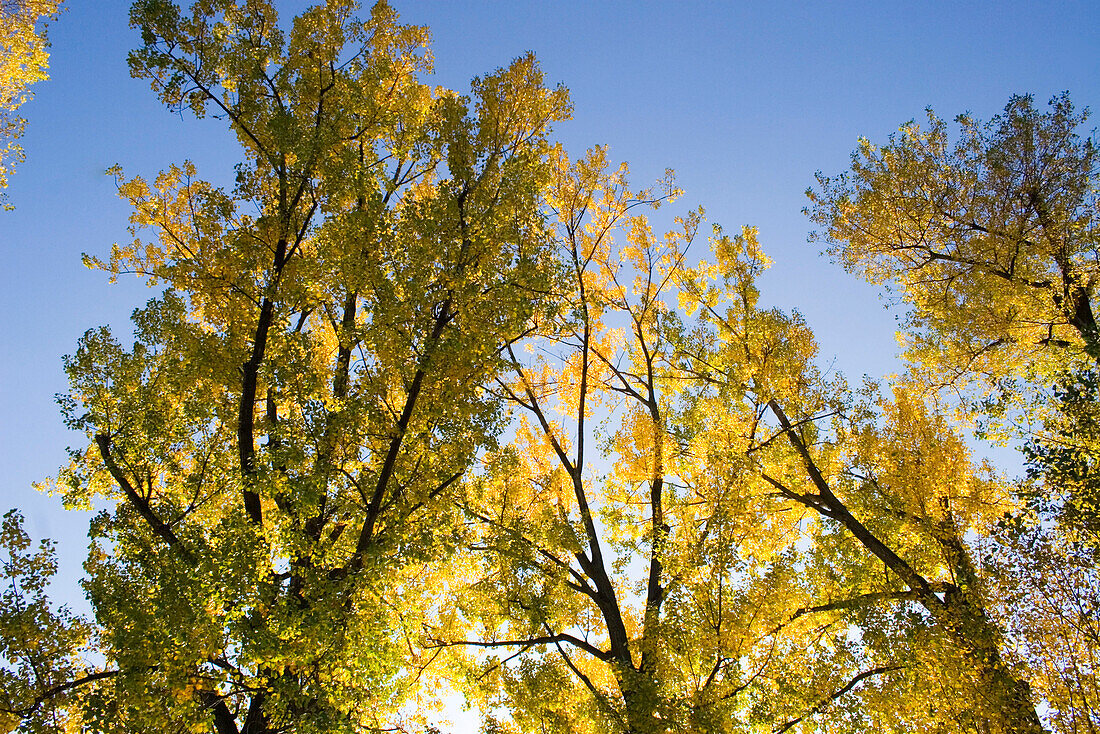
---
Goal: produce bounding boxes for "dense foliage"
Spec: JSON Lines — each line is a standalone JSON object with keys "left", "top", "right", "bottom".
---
{"left": 2, "top": 2, "right": 1097, "bottom": 732}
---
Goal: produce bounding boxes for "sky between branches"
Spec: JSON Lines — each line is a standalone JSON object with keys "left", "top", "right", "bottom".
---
{"left": 1, "top": 0, "right": 1098, "bottom": 612}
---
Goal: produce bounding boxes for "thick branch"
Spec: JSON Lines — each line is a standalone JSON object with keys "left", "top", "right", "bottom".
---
{"left": 789, "top": 587, "right": 951, "bottom": 621}
{"left": 767, "top": 401, "right": 942, "bottom": 606}
{"left": 353, "top": 297, "right": 453, "bottom": 563}
{"left": 198, "top": 690, "right": 240, "bottom": 734}
{"left": 238, "top": 236, "right": 289, "bottom": 525}
{"left": 95, "top": 435, "right": 197, "bottom": 567}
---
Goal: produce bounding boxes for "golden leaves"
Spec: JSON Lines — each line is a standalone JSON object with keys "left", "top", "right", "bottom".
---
{"left": 50, "top": 3, "right": 584, "bottom": 730}
{"left": 0, "top": 0, "right": 61, "bottom": 201}
{"left": 850, "top": 385, "right": 1013, "bottom": 535}
{"left": 808, "top": 94, "right": 1099, "bottom": 412}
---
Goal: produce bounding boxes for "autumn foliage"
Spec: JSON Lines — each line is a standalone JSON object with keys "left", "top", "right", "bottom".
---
{"left": 1, "top": 2, "right": 1097, "bottom": 733}
{"left": 0, "top": 0, "right": 61, "bottom": 203}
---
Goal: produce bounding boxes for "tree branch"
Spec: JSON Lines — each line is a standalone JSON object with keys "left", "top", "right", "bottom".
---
{"left": 1, "top": 669, "right": 119, "bottom": 718}
{"left": 428, "top": 633, "right": 612, "bottom": 663}
{"left": 773, "top": 665, "right": 904, "bottom": 734}
{"left": 95, "top": 434, "right": 197, "bottom": 566}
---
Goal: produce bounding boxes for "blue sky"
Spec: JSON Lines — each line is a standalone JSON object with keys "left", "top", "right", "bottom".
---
{"left": 2, "top": 0, "right": 1098, "bottom": 610}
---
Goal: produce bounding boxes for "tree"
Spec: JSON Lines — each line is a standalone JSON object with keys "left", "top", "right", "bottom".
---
{"left": 672, "top": 208, "right": 1047, "bottom": 730}
{"left": 9, "top": 0, "right": 569, "bottom": 731}
{"left": 436, "top": 146, "right": 1046, "bottom": 734}
{"left": 0, "top": 0, "right": 61, "bottom": 204}
{"left": 754, "top": 392, "right": 1044, "bottom": 733}
{"left": 806, "top": 94, "right": 1099, "bottom": 403}
{"left": 804, "top": 92, "right": 1100, "bottom": 732}
{"left": 445, "top": 147, "right": 844, "bottom": 734}
{"left": 984, "top": 514, "right": 1100, "bottom": 733}
{"left": 993, "top": 368, "right": 1100, "bottom": 731}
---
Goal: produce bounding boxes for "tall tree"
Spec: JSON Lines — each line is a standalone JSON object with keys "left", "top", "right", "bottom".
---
{"left": 806, "top": 94, "right": 1100, "bottom": 732}
{"left": 10, "top": 1, "right": 569, "bottom": 731}
{"left": 442, "top": 147, "right": 1033, "bottom": 733}
{"left": 752, "top": 391, "right": 1045, "bottom": 733}
{"left": 444, "top": 147, "right": 815, "bottom": 733}
{"left": 0, "top": 0, "right": 61, "bottom": 204}
{"left": 675, "top": 214, "right": 1046, "bottom": 731}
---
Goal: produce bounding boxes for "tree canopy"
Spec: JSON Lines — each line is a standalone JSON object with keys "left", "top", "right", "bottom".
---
{"left": 2, "top": 3, "right": 1098, "bottom": 733}
{"left": 808, "top": 93, "right": 1100, "bottom": 731}
{"left": 807, "top": 94, "right": 1099, "bottom": 396}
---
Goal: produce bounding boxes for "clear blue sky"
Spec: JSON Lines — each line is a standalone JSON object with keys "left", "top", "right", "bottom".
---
{"left": 2, "top": 0, "right": 1098, "bottom": 607}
